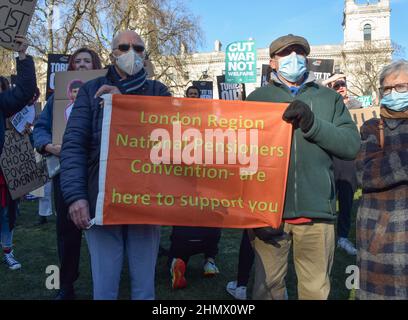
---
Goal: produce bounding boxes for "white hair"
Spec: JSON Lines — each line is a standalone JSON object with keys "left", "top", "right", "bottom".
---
{"left": 379, "top": 60, "right": 408, "bottom": 87}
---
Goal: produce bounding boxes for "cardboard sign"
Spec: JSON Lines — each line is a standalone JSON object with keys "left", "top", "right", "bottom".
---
{"left": 225, "top": 40, "right": 257, "bottom": 84}
{"left": 261, "top": 64, "right": 272, "bottom": 87}
{"left": 192, "top": 81, "right": 213, "bottom": 99}
{"left": 349, "top": 107, "right": 380, "bottom": 131}
{"left": 52, "top": 69, "right": 106, "bottom": 144}
{"left": 46, "top": 54, "right": 70, "bottom": 100}
{"left": 0, "top": 130, "right": 48, "bottom": 200}
{"left": 96, "top": 95, "right": 292, "bottom": 228}
{"left": 308, "top": 59, "right": 334, "bottom": 82}
{"left": 217, "top": 75, "right": 246, "bottom": 101}
{"left": 0, "top": 0, "right": 37, "bottom": 50}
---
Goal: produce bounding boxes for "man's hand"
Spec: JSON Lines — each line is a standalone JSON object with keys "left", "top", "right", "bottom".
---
{"left": 14, "top": 35, "right": 29, "bottom": 60}
{"left": 69, "top": 199, "right": 91, "bottom": 230}
{"left": 253, "top": 225, "right": 288, "bottom": 248}
{"left": 94, "top": 85, "right": 121, "bottom": 98}
{"left": 45, "top": 144, "right": 61, "bottom": 156}
{"left": 283, "top": 100, "right": 315, "bottom": 133}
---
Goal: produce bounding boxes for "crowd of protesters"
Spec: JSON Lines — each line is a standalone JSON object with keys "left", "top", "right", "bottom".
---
{"left": 0, "top": 30, "right": 407, "bottom": 301}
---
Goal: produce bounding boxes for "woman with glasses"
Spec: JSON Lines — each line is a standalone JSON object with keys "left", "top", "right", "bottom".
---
{"left": 356, "top": 60, "right": 408, "bottom": 300}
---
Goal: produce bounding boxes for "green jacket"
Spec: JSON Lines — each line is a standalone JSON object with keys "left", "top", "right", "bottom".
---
{"left": 246, "top": 74, "right": 361, "bottom": 221}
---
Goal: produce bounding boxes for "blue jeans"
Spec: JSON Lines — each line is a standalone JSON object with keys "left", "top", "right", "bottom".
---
{"left": 85, "top": 224, "right": 160, "bottom": 300}
{"left": 0, "top": 207, "right": 13, "bottom": 249}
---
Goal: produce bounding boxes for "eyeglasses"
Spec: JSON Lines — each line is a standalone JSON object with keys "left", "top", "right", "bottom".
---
{"left": 114, "top": 44, "right": 145, "bottom": 53}
{"left": 332, "top": 81, "right": 347, "bottom": 91}
{"left": 379, "top": 83, "right": 408, "bottom": 96}
{"left": 276, "top": 46, "right": 306, "bottom": 57}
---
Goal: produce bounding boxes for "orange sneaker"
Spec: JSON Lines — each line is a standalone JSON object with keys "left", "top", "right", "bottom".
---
{"left": 171, "top": 258, "right": 187, "bottom": 289}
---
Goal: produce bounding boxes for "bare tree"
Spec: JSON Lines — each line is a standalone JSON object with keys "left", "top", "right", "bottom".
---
{"left": 342, "top": 41, "right": 397, "bottom": 98}
{"left": 26, "top": 0, "right": 202, "bottom": 93}
{"left": 0, "top": 48, "right": 15, "bottom": 76}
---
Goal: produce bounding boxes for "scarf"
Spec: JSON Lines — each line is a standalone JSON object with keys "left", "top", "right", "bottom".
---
{"left": 380, "top": 107, "right": 408, "bottom": 119}
{"left": 112, "top": 66, "right": 147, "bottom": 94}
{"left": 378, "top": 107, "right": 408, "bottom": 149}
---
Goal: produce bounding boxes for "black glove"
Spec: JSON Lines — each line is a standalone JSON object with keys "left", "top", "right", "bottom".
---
{"left": 283, "top": 100, "right": 314, "bottom": 133}
{"left": 253, "top": 225, "right": 288, "bottom": 248}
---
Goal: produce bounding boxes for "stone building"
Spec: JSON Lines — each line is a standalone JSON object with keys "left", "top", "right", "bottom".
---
{"left": 171, "top": 0, "right": 392, "bottom": 100}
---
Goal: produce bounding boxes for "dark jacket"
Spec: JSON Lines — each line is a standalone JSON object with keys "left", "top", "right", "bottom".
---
{"left": 0, "top": 56, "right": 37, "bottom": 151}
{"left": 246, "top": 73, "right": 361, "bottom": 221}
{"left": 333, "top": 98, "right": 361, "bottom": 190}
{"left": 33, "top": 94, "right": 54, "bottom": 153}
{"left": 60, "top": 66, "right": 171, "bottom": 217}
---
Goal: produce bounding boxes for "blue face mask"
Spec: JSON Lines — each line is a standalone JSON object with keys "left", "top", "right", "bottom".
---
{"left": 278, "top": 52, "right": 307, "bottom": 83}
{"left": 381, "top": 91, "right": 408, "bottom": 112}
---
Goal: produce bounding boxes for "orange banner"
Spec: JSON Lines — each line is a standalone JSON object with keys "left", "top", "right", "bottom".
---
{"left": 96, "top": 95, "right": 292, "bottom": 229}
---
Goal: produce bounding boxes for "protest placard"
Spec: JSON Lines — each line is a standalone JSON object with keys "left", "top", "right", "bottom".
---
{"left": 96, "top": 95, "right": 292, "bottom": 228}
{"left": 349, "top": 107, "right": 380, "bottom": 131}
{"left": 225, "top": 40, "right": 257, "bottom": 83}
{"left": 52, "top": 69, "right": 106, "bottom": 144}
{"left": 308, "top": 59, "right": 334, "bottom": 82}
{"left": 11, "top": 104, "right": 35, "bottom": 133}
{"left": 217, "top": 75, "right": 246, "bottom": 101}
{"left": 0, "top": 0, "right": 37, "bottom": 50}
{"left": 356, "top": 95, "right": 373, "bottom": 108}
{"left": 46, "top": 54, "right": 71, "bottom": 100}
{"left": 0, "top": 130, "right": 48, "bottom": 200}
{"left": 192, "top": 81, "right": 213, "bottom": 99}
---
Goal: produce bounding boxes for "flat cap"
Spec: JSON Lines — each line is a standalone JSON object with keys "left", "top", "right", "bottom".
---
{"left": 269, "top": 34, "right": 311, "bottom": 57}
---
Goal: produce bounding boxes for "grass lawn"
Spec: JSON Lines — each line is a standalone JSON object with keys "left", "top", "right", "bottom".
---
{"left": 0, "top": 194, "right": 360, "bottom": 300}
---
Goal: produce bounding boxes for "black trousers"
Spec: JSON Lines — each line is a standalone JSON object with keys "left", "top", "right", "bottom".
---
{"left": 237, "top": 230, "right": 255, "bottom": 287}
{"left": 53, "top": 174, "right": 82, "bottom": 290}
{"left": 167, "top": 227, "right": 221, "bottom": 267}
{"left": 336, "top": 180, "right": 355, "bottom": 239}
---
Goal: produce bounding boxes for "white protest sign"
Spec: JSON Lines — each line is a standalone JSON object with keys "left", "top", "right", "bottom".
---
{"left": 11, "top": 104, "right": 35, "bottom": 133}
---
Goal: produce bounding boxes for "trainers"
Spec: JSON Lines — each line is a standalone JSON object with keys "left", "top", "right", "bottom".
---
{"left": 170, "top": 258, "right": 187, "bottom": 289}
{"left": 203, "top": 258, "right": 219, "bottom": 277}
{"left": 4, "top": 251, "right": 21, "bottom": 270}
{"left": 338, "top": 237, "right": 357, "bottom": 255}
{"left": 226, "top": 281, "right": 247, "bottom": 300}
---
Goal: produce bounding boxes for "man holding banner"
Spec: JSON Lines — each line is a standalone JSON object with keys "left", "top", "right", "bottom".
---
{"left": 60, "top": 31, "right": 170, "bottom": 300}
{"left": 246, "top": 34, "right": 360, "bottom": 300}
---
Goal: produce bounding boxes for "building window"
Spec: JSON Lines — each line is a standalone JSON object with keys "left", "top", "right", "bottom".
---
{"left": 364, "top": 24, "right": 372, "bottom": 42}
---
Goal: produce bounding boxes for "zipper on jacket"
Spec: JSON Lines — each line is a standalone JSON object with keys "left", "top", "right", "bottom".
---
{"left": 326, "top": 170, "right": 335, "bottom": 215}
{"left": 294, "top": 134, "right": 298, "bottom": 213}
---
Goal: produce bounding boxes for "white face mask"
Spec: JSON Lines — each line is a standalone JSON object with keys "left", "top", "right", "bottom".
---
{"left": 114, "top": 49, "right": 144, "bottom": 76}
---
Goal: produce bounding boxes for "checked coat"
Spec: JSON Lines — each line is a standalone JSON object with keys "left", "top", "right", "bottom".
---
{"left": 356, "top": 117, "right": 408, "bottom": 300}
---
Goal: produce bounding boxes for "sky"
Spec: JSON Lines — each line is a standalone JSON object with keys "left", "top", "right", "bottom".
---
{"left": 187, "top": 0, "right": 407, "bottom": 58}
